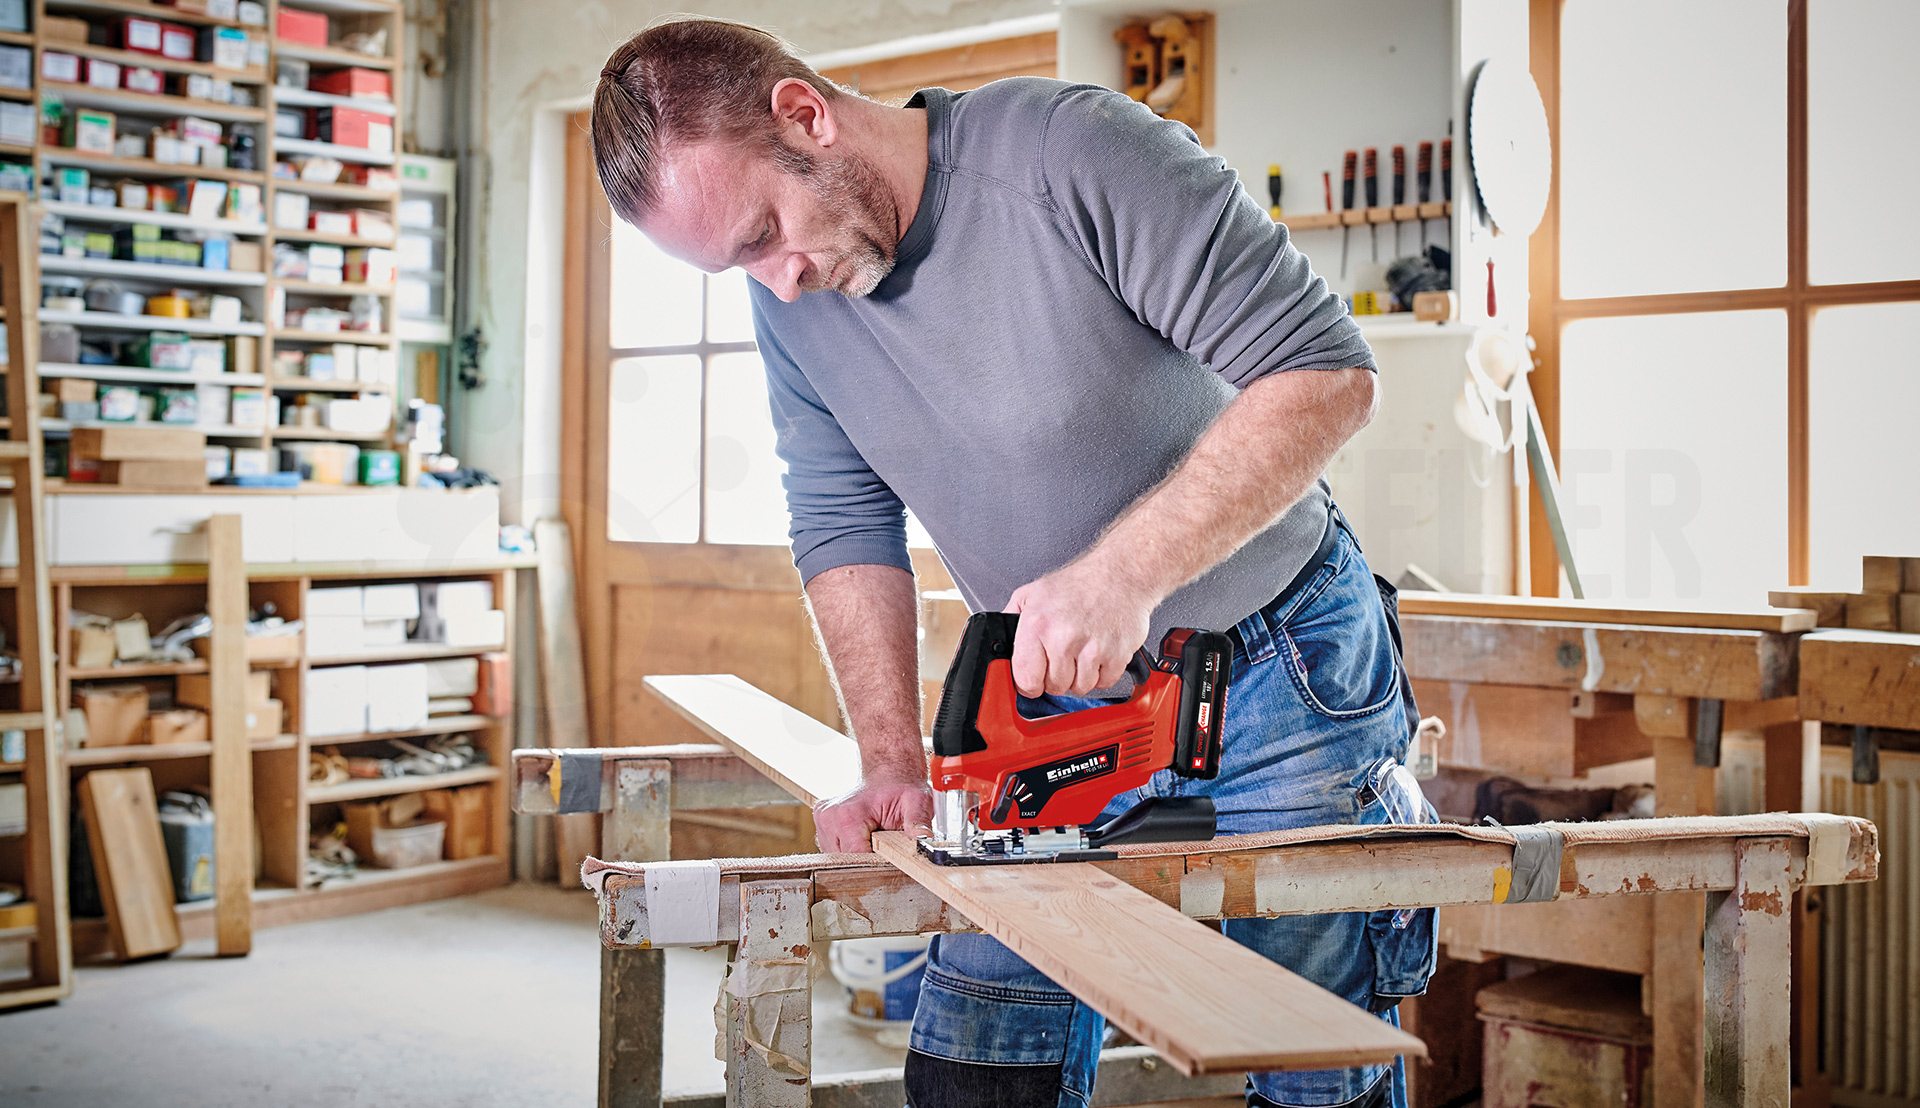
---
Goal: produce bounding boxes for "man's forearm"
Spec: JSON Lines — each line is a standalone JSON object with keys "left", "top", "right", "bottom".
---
{"left": 1084, "top": 366, "right": 1377, "bottom": 605}
{"left": 803, "top": 562, "right": 927, "bottom": 782}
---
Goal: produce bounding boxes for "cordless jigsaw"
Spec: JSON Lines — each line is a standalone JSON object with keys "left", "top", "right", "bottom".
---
{"left": 919, "top": 611, "right": 1232, "bottom": 865}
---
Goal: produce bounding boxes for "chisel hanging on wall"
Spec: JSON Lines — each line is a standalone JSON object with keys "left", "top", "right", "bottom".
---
{"left": 1390, "top": 145, "right": 1406, "bottom": 257}
{"left": 1340, "top": 150, "right": 1357, "bottom": 278}
{"left": 1417, "top": 141, "right": 1433, "bottom": 247}
{"left": 1363, "top": 147, "right": 1379, "bottom": 262}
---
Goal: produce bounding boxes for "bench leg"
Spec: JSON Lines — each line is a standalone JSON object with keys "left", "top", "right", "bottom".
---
{"left": 602, "top": 759, "right": 675, "bottom": 1108}
{"left": 602, "top": 947, "right": 666, "bottom": 1108}
{"left": 1704, "top": 837, "right": 1793, "bottom": 1108}
{"left": 725, "top": 879, "right": 812, "bottom": 1108}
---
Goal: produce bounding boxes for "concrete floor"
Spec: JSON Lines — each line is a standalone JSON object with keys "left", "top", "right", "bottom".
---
{"left": 0, "top": 882, "right": 907, "bottom": 1108}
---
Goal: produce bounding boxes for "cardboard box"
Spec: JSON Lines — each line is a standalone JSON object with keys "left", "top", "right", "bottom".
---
{"left": 188, "top": 634, "right": 301, "bottom": 663}
{"left": 311, "top": 106, "right": 390, "bottom": 153}
{"left": 309, "top": 66, "right": 390, "bottom": 101}
{"left": 304, "top": 615, "right": 364, "bottom": 657}
{"left": 245, "top": 698, "right": 283, "bottom": 740}
{"left": 361, "top": 618, "right": 408, "bottom": 647}
{"left": 99, "top": 458, "right": 206, "bottom": 490}
{"left": 303, "top": 665, "right": 367, "bottom": 736}
{"left": 473, "top": 652, "right": 511, "bottom": 718}
{"left": 76, "top": 684, "right": 149, "bottom": 747}
{"left": 229, "top": 240, "right": 264, "bottom": 273}
{"left": 63, "top": 108, "right": 115, "bottom": 155}
{"left": 144, "top": 708, "right": 207, "bottom": 745}
{"left": 274, "top": 6, "right": 328, "bottom": 45}
{"left": 443, "top": 609, "right": 506, "bottom": 649}
{"left": 50, "top": 377, "right": 97, "bottom": 404}
{"left": 41, "top": 15, "right": 88, "bottom": 43}
{"left": 420, "top": 786, "right": 488, "bottom": 860}
{"left": 365, "top": 663, "right": 427, "bottom": 732}
{"left": 176, "top": 669, "right": 270, "bottom": 711}
{"left": 344, "top": 800, "right": 444, "bottom": 868}
{"left": 74, "top": 625, "right": 116, "bottom": 668}
{"left": 307, "top": 586, "right": 364, "bottom": 617}
{"left": 423, "top": 657, "right": 479, "bottom": 698}
{"left": 71, "top": 425, "right": 206, "bottom": 461}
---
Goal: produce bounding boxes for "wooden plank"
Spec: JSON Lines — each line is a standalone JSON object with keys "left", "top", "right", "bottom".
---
{"left": 207, "top": 514, "right": 253, "bottom": 956}
{"left": 1437, "top": 898, "right": 1652, "bottom": 975}
{"left": 78, "top": 768, "right": 182, "bottom": 960}
{"left": 1402, "top": 615, "right": 1796, "bottom": 701}
{"left": 535, "top": 517, "right": 599, "bottom": 882}
{"left": 643, "top": 674, "right": 860, "bottom": 807}
{"left": 1396, "top": 592, "right": 1817, "bottom": 633}
{"left": 870, "top": 831, "right": 1425, "bottom": 1076}
{"left": 1704, "top": 837, "right": 1794, "bottom": 1108}
{"left": 1408, "top": 679, "right": 1650, "bottom": 777}
{"left": 511, "top": 745, "right": 800, "bottom": 816}
{"left": 1798, "top": 630, "right": 1920, "bottom": 730}
{"left": 1768, "top": 588, "right": 1848, "bottom": 628}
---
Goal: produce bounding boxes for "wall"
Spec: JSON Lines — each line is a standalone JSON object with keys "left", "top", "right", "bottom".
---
{"left": 460, "top": 0, "right": 1056, "bottom": 526}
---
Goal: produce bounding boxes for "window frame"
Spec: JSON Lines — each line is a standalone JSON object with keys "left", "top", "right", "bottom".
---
{"left": 1526, "top": 0, "right": 1920, "bottom": 592}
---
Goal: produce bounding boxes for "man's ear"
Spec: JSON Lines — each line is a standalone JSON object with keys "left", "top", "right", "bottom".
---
{"left": 771, "top": 77, "right": 837, "bottom": 150}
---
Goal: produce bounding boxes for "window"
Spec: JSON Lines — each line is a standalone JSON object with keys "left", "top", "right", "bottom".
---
{"left": 1531, "top": 0, "right": 1920, "bottom": 599}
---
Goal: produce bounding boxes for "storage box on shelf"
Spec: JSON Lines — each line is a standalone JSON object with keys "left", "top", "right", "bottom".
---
{"left": 52, "top": 551, "right": 522, "bottom": 958}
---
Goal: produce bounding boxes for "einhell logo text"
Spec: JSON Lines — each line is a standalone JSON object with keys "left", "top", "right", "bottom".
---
{"left": 1046, "top": 753, "right": 1108, "bottom": 783}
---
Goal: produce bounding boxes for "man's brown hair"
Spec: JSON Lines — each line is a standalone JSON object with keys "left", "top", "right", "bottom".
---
{"left": 592, "top": 17, "right": 844, "bottom": 225}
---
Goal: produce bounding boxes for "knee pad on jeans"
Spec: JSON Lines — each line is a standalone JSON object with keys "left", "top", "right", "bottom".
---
{"left": 905, "top": 1048, "right": 1063, "bottom": 1108}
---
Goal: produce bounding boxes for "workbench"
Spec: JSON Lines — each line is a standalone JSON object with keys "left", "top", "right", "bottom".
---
{"left": 1388, "top": 595, "right": 1826, "bottom": 1108}
{"left": 511, "top": 672, "right": 1880, "bottom": 1108}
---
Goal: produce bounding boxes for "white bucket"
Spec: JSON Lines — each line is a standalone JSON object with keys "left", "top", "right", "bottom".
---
{"left": 828, "top": 934, "right": 930, "bottom": 1026}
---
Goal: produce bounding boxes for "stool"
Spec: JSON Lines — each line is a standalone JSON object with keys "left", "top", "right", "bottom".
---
{"left": 1477, "top": 965, "right": 1653, "bottom": 1108}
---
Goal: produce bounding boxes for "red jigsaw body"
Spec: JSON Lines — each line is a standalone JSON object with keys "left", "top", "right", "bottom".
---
{"left": 929, "top": 613, "right": 1230, "bottom": 833}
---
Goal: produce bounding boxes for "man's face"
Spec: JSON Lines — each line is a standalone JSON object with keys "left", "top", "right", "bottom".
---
{"left": 639, "top": 136, "right": 899, "bottom": 302}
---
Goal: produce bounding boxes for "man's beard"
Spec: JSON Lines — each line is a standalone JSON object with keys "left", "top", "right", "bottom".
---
{"left": 794, "top": 149, "right": 899, "bottom": 299}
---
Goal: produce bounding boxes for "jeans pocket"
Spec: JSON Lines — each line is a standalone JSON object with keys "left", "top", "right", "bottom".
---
{"left": 1367, "top": 904, "right": 1438, "bottom": 1010}
{"left": 1277, "top": 550, "right": 1399, "bottom": 721}
{"left": 909, "top": 965, "right": 1077, "bottom": 1065}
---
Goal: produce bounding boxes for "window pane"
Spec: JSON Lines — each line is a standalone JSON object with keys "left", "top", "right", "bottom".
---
{"left": 1808, "top": 0, "right": 1920, "bottom": 284}
{"left": 1560, "top": 1, "right": 1785, "bottom": 297}
{"left": 706, "top": 269, "right": 758, "bottom": 344}
{"left": 704, "top": 353, "right": 790, "bottom": 546}
{"left": 1809, "top": 303, "right": 1920, "bottom": 587}
{"left": 606, "top": 355, "right": 701, "bottom": 543}
{"left": 609, "top": 220, "right": 702, "bottom": 348}
{"left": 1558, "top": 311, "right": 1786, "bottom": 603}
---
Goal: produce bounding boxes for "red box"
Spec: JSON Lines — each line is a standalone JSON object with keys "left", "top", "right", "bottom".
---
{"left": 120, "top": 16, "right": 166, "bottom": 55}
{"left": 309, "top": 67, "right": 390, "bottom": 101}
{"left": 310, "top": 105, "right": 390, "bottom": 151}
{"left": 122, "top": 66, "right": 165, "bottom": 96}
{"left": 473, "top": 652, "right": 511, "bottom": 718}
{"left": 275, "top": 7, "right": 329, "bottom": 46}
{"left": 159, "top": 23, "right": 196, "bottom": 60}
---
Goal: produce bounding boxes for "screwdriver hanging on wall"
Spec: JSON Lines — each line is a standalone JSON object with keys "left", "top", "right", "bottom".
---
{"left": 1417, "top": 141, "right": 1433, "bottom": 247}
{"left": 1340, "top": 150, "right": 1357, "bottom": 278}
{"left": 1390, "top": 145, "right": 1406, "bottom": 257}
{"left": 1363, "top": 147, "right": 1379, "bottom": 262}
{"left": 1267, "top": 163, "right": 1282, "bottom": 219}
{"left": 1441, "top": 137, "right": 1453, "bottom": 245}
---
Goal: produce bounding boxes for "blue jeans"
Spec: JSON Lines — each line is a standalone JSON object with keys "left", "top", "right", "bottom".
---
{"left": 906, "top": 523, "right": 1438, "bottom": 1108}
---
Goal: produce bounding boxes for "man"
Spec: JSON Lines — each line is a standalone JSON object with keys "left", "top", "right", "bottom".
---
{"left": 592, "top": 17, "right": 1434, "bottom": 1108}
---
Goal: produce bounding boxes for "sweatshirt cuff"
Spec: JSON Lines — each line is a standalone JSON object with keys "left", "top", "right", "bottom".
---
{"left": 794, "top": 532, "right": 915, "bottom": 586}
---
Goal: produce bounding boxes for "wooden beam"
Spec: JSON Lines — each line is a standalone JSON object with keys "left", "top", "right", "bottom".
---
{"left": 1395, "top": 593, "right": 1817, "bottom": 633}
{"left": 512, "top": 745, "right": 801, "bottom": 816}
{"left": 870, "top": 831, "right": 1426, "bottom": 1077}
{"left": 535, "top": 518, "right": 600, "bottom": 881}
{"left": 1797, "top": 630, "right": 1920, "bottom": 730}
{"left": 78, "top": 768, "right": 181, "bottom": 960}
{"left": 207, "top": 514, "right": 253, "bottom": 956}
{"left": 643, "top": 674, "right": 861, "bottom": 806}
{"left": 1402, "top": 615, "right": 1797, "bottom": 701}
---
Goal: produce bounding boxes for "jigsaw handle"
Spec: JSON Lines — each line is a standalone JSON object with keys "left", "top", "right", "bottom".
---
{"left": 932, "top": 611, "right": 1018, "bottom": 758}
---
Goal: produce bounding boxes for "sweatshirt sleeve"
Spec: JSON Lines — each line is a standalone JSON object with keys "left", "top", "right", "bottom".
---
{"left": 1039, "top": 85, "right": 1375, "bottom": 387}
{"left": 754, "top": 298, "right": 914, "bottom": 584}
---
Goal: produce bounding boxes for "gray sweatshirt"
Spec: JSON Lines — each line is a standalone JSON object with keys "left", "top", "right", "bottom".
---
{"left": 751, "top": 78, "right": 1375, "bottom": 649}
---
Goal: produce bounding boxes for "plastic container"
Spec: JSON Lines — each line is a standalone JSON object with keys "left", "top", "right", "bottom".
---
{"left": 157, "top": 791, "right": 215, "bottom": 902}
{"left": 367, "top": 820, "right": 444, "bottom": 869}
{"left": 829, "top": 934, "right": 930, "bottom": 1026}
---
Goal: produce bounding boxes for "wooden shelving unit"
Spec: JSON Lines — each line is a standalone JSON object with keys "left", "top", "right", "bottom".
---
{"left": 22, "top": 0, "right": 409, "bottom": 463}
{"left": 55, "top": 557, "right": 521, "bottom": 957}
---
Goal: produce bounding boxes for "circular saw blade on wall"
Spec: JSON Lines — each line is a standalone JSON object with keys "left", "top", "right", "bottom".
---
{"left": 1466, "top": 58, "right": 1553, "bottom": 238}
